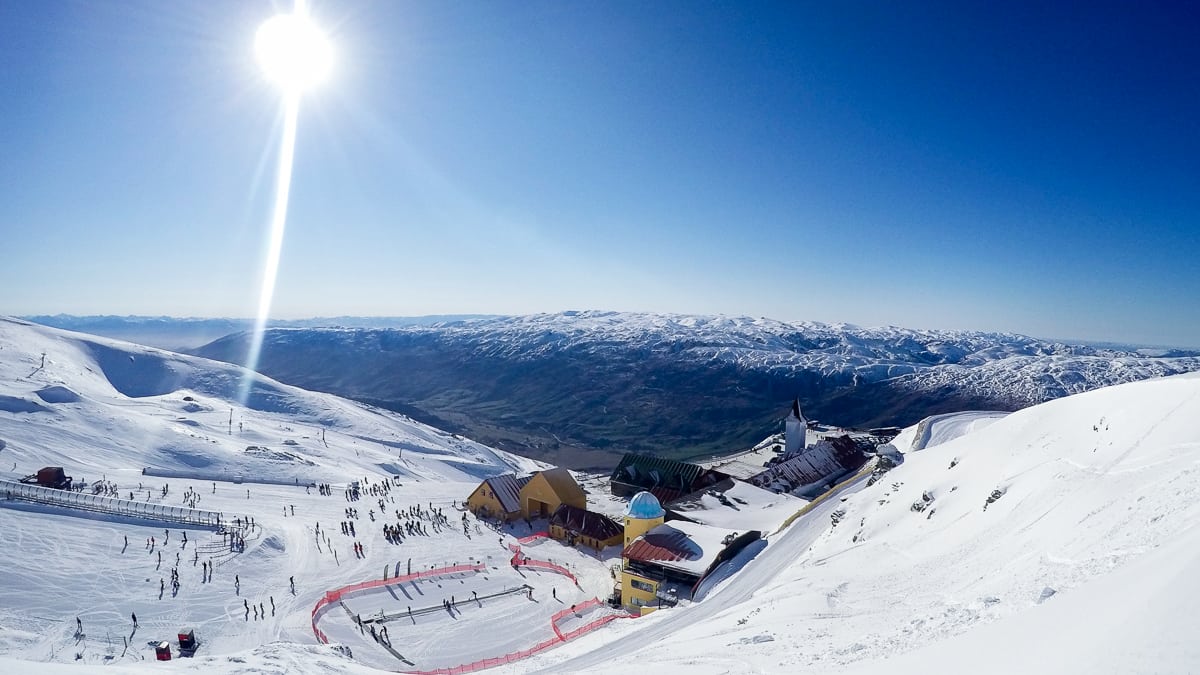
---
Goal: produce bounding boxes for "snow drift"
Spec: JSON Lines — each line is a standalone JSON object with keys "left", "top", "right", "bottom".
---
{"left": 521, "top": 372, "right": 1200, "bottom": 673}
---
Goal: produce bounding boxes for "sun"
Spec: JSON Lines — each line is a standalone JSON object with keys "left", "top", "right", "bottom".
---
{"left": 241, "top": 6, "right": 332, "bottom": 404}
{"left": 254, "top": 12, "right": 333, "bottom": 94}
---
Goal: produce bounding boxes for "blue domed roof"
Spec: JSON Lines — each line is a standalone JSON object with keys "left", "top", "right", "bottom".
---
{"left": 625, "top": 491, "right": 665, "bottom": 519}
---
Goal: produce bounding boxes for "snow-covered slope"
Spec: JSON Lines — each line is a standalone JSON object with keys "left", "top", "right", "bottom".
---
{"left": 889, "top": 410, "right": 1010, "bottom": 453}
{"left": 191, "top": 311, "right": 1200, "bottom": 468}
{"left": 0, "top": 317, "right": 537, "bottom": 485}
{"left": 6, "top": 314, "right": 1200, "bottom": 674}
{"left": 513, "top": 371, "right": 1200, "bottom": 673}
{"left": 3, "top": 317, "right": 627, "bottom": 673}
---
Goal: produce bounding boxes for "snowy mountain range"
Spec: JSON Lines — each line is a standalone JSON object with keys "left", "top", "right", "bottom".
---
{"left": 22, "top": 315, "right": 497, "bottom": 351}
{"left": 188, "top": 311, "right": 1200, "bottom": 469}
{"left": 2, "top": 314, "right": 1200, "bottom": 672}
{"left": 2, "top": 316, "right": 1199, "bottom": 673}
{"left": 0, "top": 317, "right": 536, "bottom": 486}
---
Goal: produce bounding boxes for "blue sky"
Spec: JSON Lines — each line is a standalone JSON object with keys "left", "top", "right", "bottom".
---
{"left": 1, "top": 1, "right": 1197, "bottom": 346}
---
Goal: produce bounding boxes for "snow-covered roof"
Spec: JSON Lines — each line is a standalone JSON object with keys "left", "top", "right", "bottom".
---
{"left": 622, "top": 520, "right": 757, "bottom": 578}
{"left": 748, "top": 435, "right": 866, "bottom": 492}
{"left": 668, "top": 479, "right": 806, "bottom": 533}
{"left": 700, "top": 456, "right": 769, "bottom": 480}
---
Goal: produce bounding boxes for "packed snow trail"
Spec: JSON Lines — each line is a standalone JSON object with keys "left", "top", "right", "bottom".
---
{"left": 905, "top": 411, "right": 1007, "bottom": 453}
{"left": 527, "top": 474, "right": 868, "bottom": 673}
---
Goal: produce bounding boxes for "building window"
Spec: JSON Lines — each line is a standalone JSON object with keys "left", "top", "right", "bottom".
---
{"left": 630, "top": 578, "right": 655, "bottom": 593}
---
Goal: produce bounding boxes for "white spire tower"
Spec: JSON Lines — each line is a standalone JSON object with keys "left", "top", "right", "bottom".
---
{"left": 785, "top": 398, "right": 808, "bottom": 455}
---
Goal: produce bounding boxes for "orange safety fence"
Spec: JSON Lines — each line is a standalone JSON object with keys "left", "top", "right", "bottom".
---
{"left": 549, "top": 597, "right": 602, "bottom": 626}
{"left": 312, "top": 559, "right": 636, "bottom": 674}
{"left": 404, "top": 635, "right": 565, "bottom": 675}
{"left": 516, "top": 557, "right": 577, "bottom": 584}
{"left": 404, "top": 598, "right": 638, "bottom": 675}
{"left": 311, "top": 563, "right": 487, "bottom": 644}
{"left": 559, "top": 610, "right": 636, "bottom": 643}
{"left": 507, "top": 531, "right": 549, "bottom": 553}
{"left": 508, "top": 543, "right": 578, "bottom": 584}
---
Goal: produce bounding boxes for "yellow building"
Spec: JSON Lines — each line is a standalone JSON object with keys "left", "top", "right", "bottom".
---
{"left": 548, "top": 504, "right": 623, "bottom": 551}
{"left": 519, "top": 467, "right": 586, "bottom": 520}
{"left": 466, "top": 467, "right": 587, "bottom": 523}
{"left": 620, "top": 491, "right": 762, "bottom": 615}
{"left": 465, "top": 473, "right": 530, "bottom": 522}
{"left": 620, "top": 491, "right": 667, "bottom": 614}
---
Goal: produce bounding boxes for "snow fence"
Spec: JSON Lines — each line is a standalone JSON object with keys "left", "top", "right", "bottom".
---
{"left": 509, "top": 545, "right": 578, "bottom": 584}
{"left": 311, "top": 563, "right": 488, "bottom": 645}
{"left": 511, "top": 531, "right": 550, "bottom": 547}
{"left": 0, "top": 479, "right": 223, "bottom": 528}
{"left": 311, "top": 552, "right": 637, "bottom": 674}
{"left": 405, "top": 598, "right": 637, "bottom": 675}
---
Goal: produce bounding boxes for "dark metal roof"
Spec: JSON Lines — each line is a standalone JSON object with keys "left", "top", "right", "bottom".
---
{"left": 611, "top": 454, "right": 705, "bottom": 494}
{"left": 482, "top": 473, "right": 532, "bottom": 514}
{"left": 549, "top": 504, "right": 622, "bottom": 541}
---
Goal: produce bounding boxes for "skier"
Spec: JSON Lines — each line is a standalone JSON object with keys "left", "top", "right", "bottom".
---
{"left": 131, "top": 612, "right": 137, "bottom": 628}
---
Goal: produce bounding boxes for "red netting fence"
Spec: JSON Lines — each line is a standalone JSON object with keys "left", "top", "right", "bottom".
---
{"left": 311, "top": 563, "right": 486, "bottom": 644}
{"left": 404, "top": 598, "right": 638, "bottom": 675}
{"left": 311, "top": 556, "right": 636, "bottom": 675}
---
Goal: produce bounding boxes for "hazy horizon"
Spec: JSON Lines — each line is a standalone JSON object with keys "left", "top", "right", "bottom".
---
{"left": 3, "top": 2, "right": 1197, "bottom": 347}
{"left": 16, "top": 310, "right": 1200, "bottom": 351}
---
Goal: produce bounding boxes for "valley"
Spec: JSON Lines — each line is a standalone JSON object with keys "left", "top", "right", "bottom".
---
{"left": 186, "top": 312, "right": 1200, "bottom": 469}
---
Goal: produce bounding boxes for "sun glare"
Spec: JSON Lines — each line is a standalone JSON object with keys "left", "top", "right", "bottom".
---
{"left": 240, "top": 5, "right": 331, "bottom": 404}
{"left": 255, "top": 12, "right": 332, "bottom": 94}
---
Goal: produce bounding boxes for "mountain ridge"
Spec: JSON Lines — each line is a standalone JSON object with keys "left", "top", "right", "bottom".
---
{"left": 188, "top": 311, "right": 1200, "bottom": 469}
